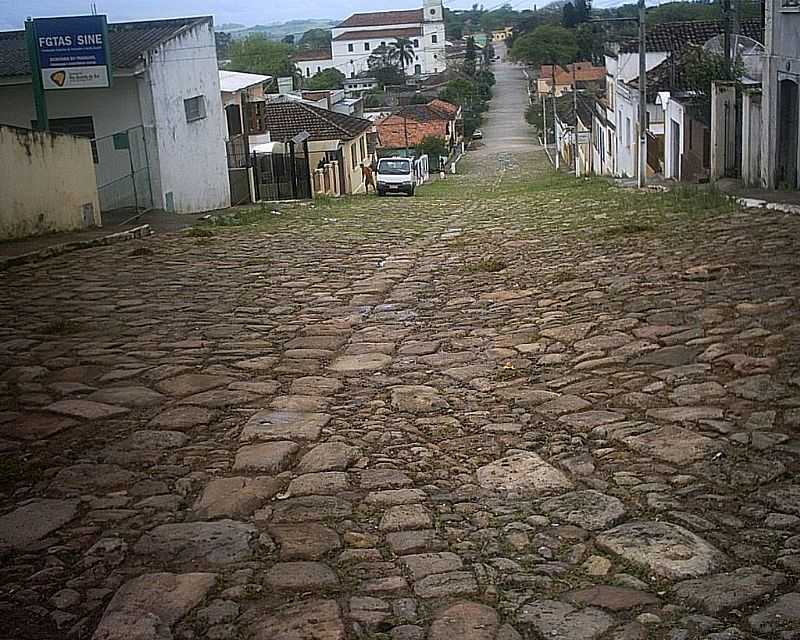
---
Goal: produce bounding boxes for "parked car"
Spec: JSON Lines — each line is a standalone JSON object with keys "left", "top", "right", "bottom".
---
{"left": 376, "top": 157, "right": 416, "bottom": 196}
{"left": 472, "top": 129, "right": 483, "bottom": 140}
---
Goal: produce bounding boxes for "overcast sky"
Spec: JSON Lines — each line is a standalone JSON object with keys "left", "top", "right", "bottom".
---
{"left": 0, "top": 0, "right": 492, "bottom": 30}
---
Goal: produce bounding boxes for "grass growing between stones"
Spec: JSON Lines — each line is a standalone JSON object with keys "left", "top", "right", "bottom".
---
{"left": 463, "top": 257, "right": 508, "bottom": 274}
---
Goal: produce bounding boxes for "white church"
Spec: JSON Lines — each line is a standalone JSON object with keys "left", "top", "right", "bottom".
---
{"left": 295, "top": 0, "right": 447, "bottom": 80}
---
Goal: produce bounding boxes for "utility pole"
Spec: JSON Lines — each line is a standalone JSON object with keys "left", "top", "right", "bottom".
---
{"left": 542, "top": 92, "right": 548, "bottom": 155}
{"left": 637, "top": 0, "right": 647, "bottom": 188}
{"left": 722, "top": 0, "right": 732, "bottom": 75}
{"left": 573, "top": 63, "right": 579, "bottom": 177}
{"left": 24, "top": 19, "right": 48, "bottom": 131}
{"left": 552, "top": 64, "right": 559, "bottom": 170}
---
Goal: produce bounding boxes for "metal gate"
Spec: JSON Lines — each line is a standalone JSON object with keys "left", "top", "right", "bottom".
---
{"left": 226, "top": 135, "right": 252, "bottom": 206}
{"left": 253, "top": 146, "right": 312, "bottom": 201}
{"left": 722, "top": 94, "right": 743, "bottom": 178}
{"left": 92, "top": 125, "right": 153, "bottom": 213}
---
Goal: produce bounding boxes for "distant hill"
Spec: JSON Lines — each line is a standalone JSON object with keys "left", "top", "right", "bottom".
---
{"left": 215, "top": 18, "right": 337, "bottom": 41}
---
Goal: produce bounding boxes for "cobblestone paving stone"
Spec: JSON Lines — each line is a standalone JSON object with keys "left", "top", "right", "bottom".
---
{"left": 2, "top": 69, "right": 800, "bottom": 640}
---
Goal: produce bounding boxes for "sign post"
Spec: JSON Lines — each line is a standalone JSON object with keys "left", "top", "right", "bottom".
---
{"left": 24, "top": 19, "right": 48, "bottom": 130}
{"left": 24, "top": 14, "right": 112, "bottom": 129}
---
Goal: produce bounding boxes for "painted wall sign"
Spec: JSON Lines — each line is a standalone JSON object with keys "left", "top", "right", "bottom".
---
{"left": 33, "top": 15, "right": 111, "bottom": 90}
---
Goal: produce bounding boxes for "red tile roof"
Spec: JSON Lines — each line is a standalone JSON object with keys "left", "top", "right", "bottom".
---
{"left": 333, "top": 27, "right": 422, "bottom": 42}
{"left": 539, "top": 62, "right": 606, "bottom": 86}
{"left": 378, "top": 117, "right": 448, "bottom": 149}
{"left": 337, "top": 9, "right": 424, "bottom": 29}
{"left": 260, "top": 100, "right": 371, "bottom": 142}
{"left": 293, "top": 47, "right": 332, "bottom": 62}
{"left": 376, "top": 99, "right": 459, "bottom": 149}
{"left": 619, "top": 18, "right": 762, "bottom": 53}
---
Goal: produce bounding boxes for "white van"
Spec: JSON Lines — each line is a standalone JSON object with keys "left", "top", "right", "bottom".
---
{"left": 376, "top": 157, "right": 416, "bottom": 196}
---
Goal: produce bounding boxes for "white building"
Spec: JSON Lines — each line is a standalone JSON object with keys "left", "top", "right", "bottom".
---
{"left": 294, "top": 0, "right": 446, "bottom": 80}
{"left": 0, "top": 17, "right": 230, "bottom": 214}
{"left": 761, "top": 0, "right": 800, "bottom": 189}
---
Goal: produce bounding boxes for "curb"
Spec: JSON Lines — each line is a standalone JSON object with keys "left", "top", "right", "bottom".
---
{"left": 735, "top": 197, "right": 800, "bottom": 215}
{"left": 0, "top": 224, "right": 152, "bottom": 271}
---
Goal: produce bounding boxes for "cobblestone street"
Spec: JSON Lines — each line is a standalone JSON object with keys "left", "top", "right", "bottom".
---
{"left": 2, "top": 62, "right": 800, "bottom": 640}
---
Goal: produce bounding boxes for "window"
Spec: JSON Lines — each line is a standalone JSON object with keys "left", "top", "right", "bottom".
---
{"left": 184, "top": 95, "right": 206, "bottom": 122}
{"left": 364, "top": 42, "right": 370, "bottom": 51}
{"left": 688, "top": 119, "right": 694, "bottom": 150}
{"left": 781, "top": 0, "right": 799, "bottom": 10}
{"left": 413, "top": 39, "right": 419, "bottom": 48}
{"left": 626, "top": 117, "right": 631, "bottom": 146}
{"left": 317, "top": 66, "right": 321, "bottom": 73}
{"left": 431, "top": 34, "right": 438, "bottom": 44}
{"left": 381, "top": 41, "right": 386, "bottom": 47}
{"left": 306, "top": 67, "right": 311, "bottom": 77}
{"left": 348, "top": 43, "right": 354, "bottom": 52}
{"left": 43, "top": 115, "right": 98, "bottom": 163}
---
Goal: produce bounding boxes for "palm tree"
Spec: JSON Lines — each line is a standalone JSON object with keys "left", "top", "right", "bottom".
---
{"left": 389, "top": 38, "right": 416, "bottom": 74}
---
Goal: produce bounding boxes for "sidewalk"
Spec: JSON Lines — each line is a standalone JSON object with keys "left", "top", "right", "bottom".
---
{"left": 0, "top": 210, "right": 208, "bottom": 269}
{"left": 715, "top": 178, "right": 800, "bottom": 214}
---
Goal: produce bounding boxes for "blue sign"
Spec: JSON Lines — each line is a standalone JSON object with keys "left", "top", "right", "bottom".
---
{"left": 33, "top": 15, "right": 110, "bottom": 90}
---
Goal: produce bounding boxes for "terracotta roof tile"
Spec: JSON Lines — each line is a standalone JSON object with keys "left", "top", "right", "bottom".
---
{"left": 260, "top": 100, "right": 371, "bottom": 142}
{"left": 293, "top": 47, "right": 332, "bottom": 62}
{"left": 337, "top": 10, "right": 424, "bottom": 29}
{"left": 619, "top": 18, "right": 763, "bottom": 53}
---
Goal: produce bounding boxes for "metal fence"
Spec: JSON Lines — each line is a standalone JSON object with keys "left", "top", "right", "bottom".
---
{"left": 91, "top": 125, "right": 152, "bottom": 214}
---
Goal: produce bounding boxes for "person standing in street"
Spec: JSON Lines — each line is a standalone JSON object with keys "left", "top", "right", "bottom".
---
{"left": 361, "top": 163, "right": 376, "bottom": 194}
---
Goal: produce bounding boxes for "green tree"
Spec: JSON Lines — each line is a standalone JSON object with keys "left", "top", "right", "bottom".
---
{"left": 464, "top": 36, "right": 477, "bottom": 77}
{"left": 229, "top": 36, "right": 296, "bottom": 78}
{"left": 305, "top": 68, "right": 345, "bottom": 90}
{"left": 282, "top": 34, "right": 295, "bottom": 45}
{"left": 215, "top": 31, "right": 232, "bottom": 59}
{"left": 416, "top": 135, "right": 449, "bottom": 158}
{"left": 562, "top": 3, "right": 578, "bottom": 28}
{"left": 509, "top": 25, "right": 578, "bottom": 68}
{"left": 299, "top": 28, "right": 332, "bottom": 50}
{"left": 576, "top": 23, "right": 603, "bottom": 64}
{"left": 368, "top": 44, "right": 405, "bottom": 88}
{"left": 389, "top": 38, "right": 415, "bottom": 72}
{"left": 575, "top": 0, "right": 591, "bottom": 24}
{"left": 683, "top": 47, "right": 744, "bottom": 122}
{"left": 440, "top": 78, "right": 481, "bottom": 109}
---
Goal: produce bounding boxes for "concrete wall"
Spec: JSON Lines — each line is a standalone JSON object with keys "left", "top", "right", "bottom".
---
{"left": 742, "top": 89, "right": 762, "bottom": 187}
{"left": 662, "top": 96, "right": 683, "bottom": 180}
{"left": 145, "top": 20, "right": 230, "bottom": 213}
{"left": 0, "top": 125, "right": 100, "bottom": 240}
{"left": 0, "top": 76, "right": 146, "bottom": 203}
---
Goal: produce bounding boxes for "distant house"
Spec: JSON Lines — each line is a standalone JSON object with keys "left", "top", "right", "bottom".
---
{"left": 257, "top": 99, "right": 373, "bottom": 195}
{"left": 294, "top": 48, "right": 334, "bottom": 80}
{"left": 553, "top": 94, "right": 594, "bottom": 176}
{"left": 300, "top": 89, "right": 364, "bottom": 118}
{"left": 537, "top": 62, "right": 606, "bottom": 98}
{"left": 492, "top": 27, "right": 513, "bottom": 43}
{"left": 0, "top": 17, "right": 230, "bottom": 214}
{"left": 376, "top": 99, "right": 462, "bottom": 155}
{"left": 219, "top": 70, "right": 272, "bottom": 153}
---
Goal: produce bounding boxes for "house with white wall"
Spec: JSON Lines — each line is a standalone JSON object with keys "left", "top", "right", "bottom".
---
{"left": 760, "top": 0, "right": 800, "bottom": 189}
{"left": 0, "top": 16, "right": 230, "bottom": 214}
{"left": 607, "top": 19, "right": 762, "bottom": 180}
{"left": 294, "top": 0, "right": 446, "bottom": 81}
